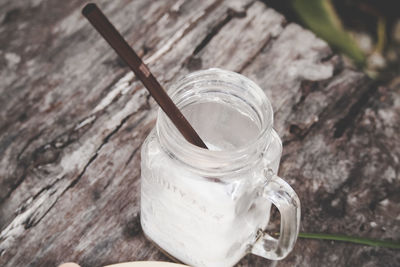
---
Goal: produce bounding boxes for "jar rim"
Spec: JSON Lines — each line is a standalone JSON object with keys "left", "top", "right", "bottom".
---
{"left": 157, "top": 68, "right": 274, "bottom": 176}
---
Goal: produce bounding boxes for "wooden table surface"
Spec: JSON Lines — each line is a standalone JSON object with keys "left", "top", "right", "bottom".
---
{"left": 1, "top": 0, "right": 399, "bottom": 266}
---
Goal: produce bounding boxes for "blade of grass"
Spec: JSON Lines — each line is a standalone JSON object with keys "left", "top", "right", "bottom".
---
{"left": 297, "top": 232, "right": 400, "bottom": 249}
{"left": 376, "top": 16, "right": 386, "bottom": 53}
{"left": 272, "top": 232, "right": 400, "bottom": 249}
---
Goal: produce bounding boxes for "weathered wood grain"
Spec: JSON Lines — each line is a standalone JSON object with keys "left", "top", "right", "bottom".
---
{"left": 239, "top": 23, "right": 400, "bottom": 266}
{"left": 0, "top": 0, "right": 399, "bottom": 266}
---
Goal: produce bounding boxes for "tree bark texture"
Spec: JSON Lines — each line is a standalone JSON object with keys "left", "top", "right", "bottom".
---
{"left": 0, "top": 0, "right": 399, "bottom": 266}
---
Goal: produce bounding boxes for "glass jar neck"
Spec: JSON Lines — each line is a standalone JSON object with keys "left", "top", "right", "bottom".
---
{"left": 156, "top": 68, "right": 274, "bottom": 177}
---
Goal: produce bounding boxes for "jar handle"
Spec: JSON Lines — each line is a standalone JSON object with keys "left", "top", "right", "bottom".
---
{"left": 251, "top": 169, "right": 301, "bottom": 260}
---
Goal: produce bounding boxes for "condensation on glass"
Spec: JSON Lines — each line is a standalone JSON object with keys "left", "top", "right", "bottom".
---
{"left": 141, "top": 69, "right": 300, "bottom": 267}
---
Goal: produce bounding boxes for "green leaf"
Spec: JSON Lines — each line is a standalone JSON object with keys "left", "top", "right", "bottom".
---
{"left": 292, "top": 0, "right": 366, "bottom": 66}
{"left": 297, "top": 232, "right": 400, "bottom": 249}
{"left": 272, "top": 232, "right": 400, "bottom": 249}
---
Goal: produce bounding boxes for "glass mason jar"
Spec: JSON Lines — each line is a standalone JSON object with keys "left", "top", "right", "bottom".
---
{"left": 140, "top": 68, "right": 300, "bottom": 267}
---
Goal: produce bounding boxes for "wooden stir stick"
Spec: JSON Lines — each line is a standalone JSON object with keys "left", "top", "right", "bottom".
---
{"left": 82, "top": 3, "right": 208, "bottom": 149}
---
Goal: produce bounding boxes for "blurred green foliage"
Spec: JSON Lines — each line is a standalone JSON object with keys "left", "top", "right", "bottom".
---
{"left": 292, "top": 0, "right": 366, "bottom": 66}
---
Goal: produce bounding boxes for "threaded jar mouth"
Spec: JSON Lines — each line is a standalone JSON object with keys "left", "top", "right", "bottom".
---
{"left": 157, "top": 68, "right": 274, "bottom": 176}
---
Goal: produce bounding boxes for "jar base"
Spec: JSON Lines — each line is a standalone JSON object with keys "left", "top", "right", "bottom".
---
{"left": 143, "top": 232, "right": 186, "bottom": 265}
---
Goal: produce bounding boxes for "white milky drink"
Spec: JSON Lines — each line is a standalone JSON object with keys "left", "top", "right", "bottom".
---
{"left": 140, "top": 69, "right": 300, "bottom": 267}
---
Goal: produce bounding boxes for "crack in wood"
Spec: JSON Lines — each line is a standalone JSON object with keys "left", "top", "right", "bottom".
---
{"left": 125, "top": 147, "right": 141, "bottom": 167}
{"left": 1, "top": 130, "right": 51, "bottom": 204}
{"left": 318, "top": 159, "right": 368, "bottom": 219}
{"left": 144, "top": 0, "right": 226, "bottom": 66}
{"left": 238, "top": 20, "right": 287, "bottom": 73}
{"left": 63, "top": 95, "right": 152, "bottom": 191}
{"left": 67, "top": 116, "right": 134, "bottom": 192}
{"left": 192, "top": 8, "right": 246, "bottom": 56}
{"left": 282, "top": 74, "right": 373, "bottom": 147}
{"left": 183, "top": 3, "right": 252, "bottom": 71}
{"left": 22, "top": 176, "right": 64, "bottom": 230}
{"left": 16, "top": 130, "right": 45, "bottom": 161}
{"left": 0, "top": 170, "right": 26, "bottom": 206}
{"left": 333, "top": 83, "right": 378, "bottom": 139}
{"left": 92, "top": 175, "right": 113, "bottom": 201}
{"left": 124, "top": 113, "right": 150, "bottom": 167}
